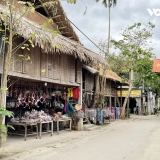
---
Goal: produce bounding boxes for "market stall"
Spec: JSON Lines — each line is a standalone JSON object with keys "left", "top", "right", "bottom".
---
{"left": 6, "top": 80, "right": 83, "bottom": 140}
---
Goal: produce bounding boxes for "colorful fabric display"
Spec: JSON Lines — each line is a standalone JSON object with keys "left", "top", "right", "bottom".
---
{"left": 116, "top": 107, "right": 119, "bottom": 119}
{"left": 63, "top": 103, "right": 75, "bottom": 115}
{"left": 73, "top": 87, "right": 80, "bottom": 99}
{"left": 106, "top": 107, "right": 111, "bottom": 117}
{"left": 99, "top": 109, "right": 103, "bottom": 121}
{"left": 88, "top": 109, "right": 96, "bottom": 121}
{"left": 10, "top": 110, "right": 52, "bottom": 124}
{"left": 67, "top": 88, "right": 70, "bottom": 97}
{"left": 67, "top": 88, "right": 73, "bottom": 97}
{"left": 63, "top": 104, "right": 67, "bottom": 113}
{"left": 102, "top": 107, "right": 111, "bottom": 117}
{"left": 102, "top": 109, "right": 107, "bottom": 118}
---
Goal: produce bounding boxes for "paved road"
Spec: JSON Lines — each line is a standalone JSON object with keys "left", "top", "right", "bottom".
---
{"left": 1, "top": 114, "right": 160, "bottom": 160}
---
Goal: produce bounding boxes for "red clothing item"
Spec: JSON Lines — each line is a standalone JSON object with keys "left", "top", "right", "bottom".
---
{"left": 73, "top": 88, "right": 80, "bottom": 99}
{"left": 73, "top": 88, "right": 76, "bottom": 98}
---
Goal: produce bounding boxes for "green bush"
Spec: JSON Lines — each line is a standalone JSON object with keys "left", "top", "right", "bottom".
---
{"left": 0, "top": 107, "right": 14, "bottom": 140}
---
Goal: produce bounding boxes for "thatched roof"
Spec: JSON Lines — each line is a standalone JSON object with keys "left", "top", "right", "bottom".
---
{"left": 0, "top": 4, "right": 108, "bottom": 66}
{"left": 40, "top": 0, "right": 80, "bottom": 42}
{"left": 105, "top": 70, "right": 122, "bottom": 82}
{"left": 99, "top": 67, "right": 128, "bottom": 85}
{"left": 92, "top": 64, "right": 122, "bottom": 82}
{"left": 99, "top": 68, "right": 122, "bottom": 82}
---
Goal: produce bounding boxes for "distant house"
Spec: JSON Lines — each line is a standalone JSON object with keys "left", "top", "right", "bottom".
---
{"left": 82, "top": 63, "right": 126, "bottom": 109}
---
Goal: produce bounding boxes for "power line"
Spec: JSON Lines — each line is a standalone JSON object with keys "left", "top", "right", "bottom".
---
{"left": 67, "top": 17, "right": 110, "bottom": 58}
{"left": 67, "top": 17, "right": 130, "bottom": 77}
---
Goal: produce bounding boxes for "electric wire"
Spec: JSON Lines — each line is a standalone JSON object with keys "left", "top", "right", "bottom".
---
{"left": 67, "top": 17, "right": 114, "bottom": 60}
{"left": 67, "top": 17, "right": 130, "bottom": 80}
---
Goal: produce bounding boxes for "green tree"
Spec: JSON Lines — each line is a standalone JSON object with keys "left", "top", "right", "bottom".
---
{"left": 111, "top": 22, "right": 155, "bottom": 118}
{"left": 94, "top": 0, "right": 117, "bottom": 112}
{"left": 96, "top": 0, "right": 117, "bottom": 56}
{"left": 134, "top": 58, "right": 160, "bottom": 99}
{"left": 0, "top": 107, "right": 13, "bottom": 145}
{"left": 99, "top": 40, "right": 129, "bottom": 81}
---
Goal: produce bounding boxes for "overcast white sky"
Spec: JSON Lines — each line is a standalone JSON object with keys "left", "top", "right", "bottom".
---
{"left": 60, "top": 0, "right": 160, "bottom": 58}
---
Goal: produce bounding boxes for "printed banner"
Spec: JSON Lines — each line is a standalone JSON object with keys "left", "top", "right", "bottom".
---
{"left": 152, "top": 58, "right": 160, "bottom": 72}
{"left": 117, "top": 90, "right": 141, "bottom": 97}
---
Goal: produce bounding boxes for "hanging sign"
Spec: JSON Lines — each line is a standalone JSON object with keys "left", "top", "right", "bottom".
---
{"left": 117, "top": 90, "right": 141, "bottom": 97}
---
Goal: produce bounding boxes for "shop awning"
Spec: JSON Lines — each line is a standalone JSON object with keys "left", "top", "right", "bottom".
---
{"left": 83, "top": 65, "right": 99, "bottom": 74}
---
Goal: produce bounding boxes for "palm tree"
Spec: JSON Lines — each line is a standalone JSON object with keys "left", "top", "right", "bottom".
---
{"left": 95, "top": 0, "right": 117, "bottom": 113}
{"left": 96, "top": 0, "right": 117, "bottom": 56}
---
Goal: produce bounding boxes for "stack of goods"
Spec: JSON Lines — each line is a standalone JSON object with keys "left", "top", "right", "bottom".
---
{"left": 61, "top": 115, "right": 70, "bottom": 120}
{"left": 87, "top": 109, "right": 97, "bottom": 121}
{"left": 10, "top": 110, "right": 52, "bottom": 124}
{"left": 76, "top": 110, "right": 84, "bottom": 119}
{"left": 103, "top": 107, "right": 111, "bottom": 118}
{"left": 70, "top": 104, "right": 83, "bottom": 127}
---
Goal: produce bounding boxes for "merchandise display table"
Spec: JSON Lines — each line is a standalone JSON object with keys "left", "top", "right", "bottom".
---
{"left": 7, "top": 122, "right": 38, "bottom": 141}
{"left": 53, "top": 118, "right": 72, "bottom": 135}
{"left": 37, "top": 121, "right": 53, "bottom": 139}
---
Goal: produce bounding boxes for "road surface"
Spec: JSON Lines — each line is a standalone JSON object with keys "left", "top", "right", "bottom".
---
{"left": 1, "top": 114, "right": 160, "bottom": 160}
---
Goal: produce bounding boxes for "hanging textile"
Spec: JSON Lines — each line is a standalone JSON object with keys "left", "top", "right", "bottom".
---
{"left": 65, "top": 103, "right": 75, "bottom": 115}
{"left": 67, "top": 88, "right": 71, "bottom": 97}
{"left": 67, "top": 88, "right": 73, "bottom": 97}
{"left": 73, "top": 87, "right": 80, "bottom": 99}
{"left": 99, "top": 109, "right": 103, "bottom": 121}
{"left": 88, "top": 109, "right": 96, "bottom": 121}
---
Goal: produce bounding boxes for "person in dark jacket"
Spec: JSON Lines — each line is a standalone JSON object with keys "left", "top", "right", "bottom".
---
{"left": 136, "top": 105, "right": 139, "bottom": 115}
